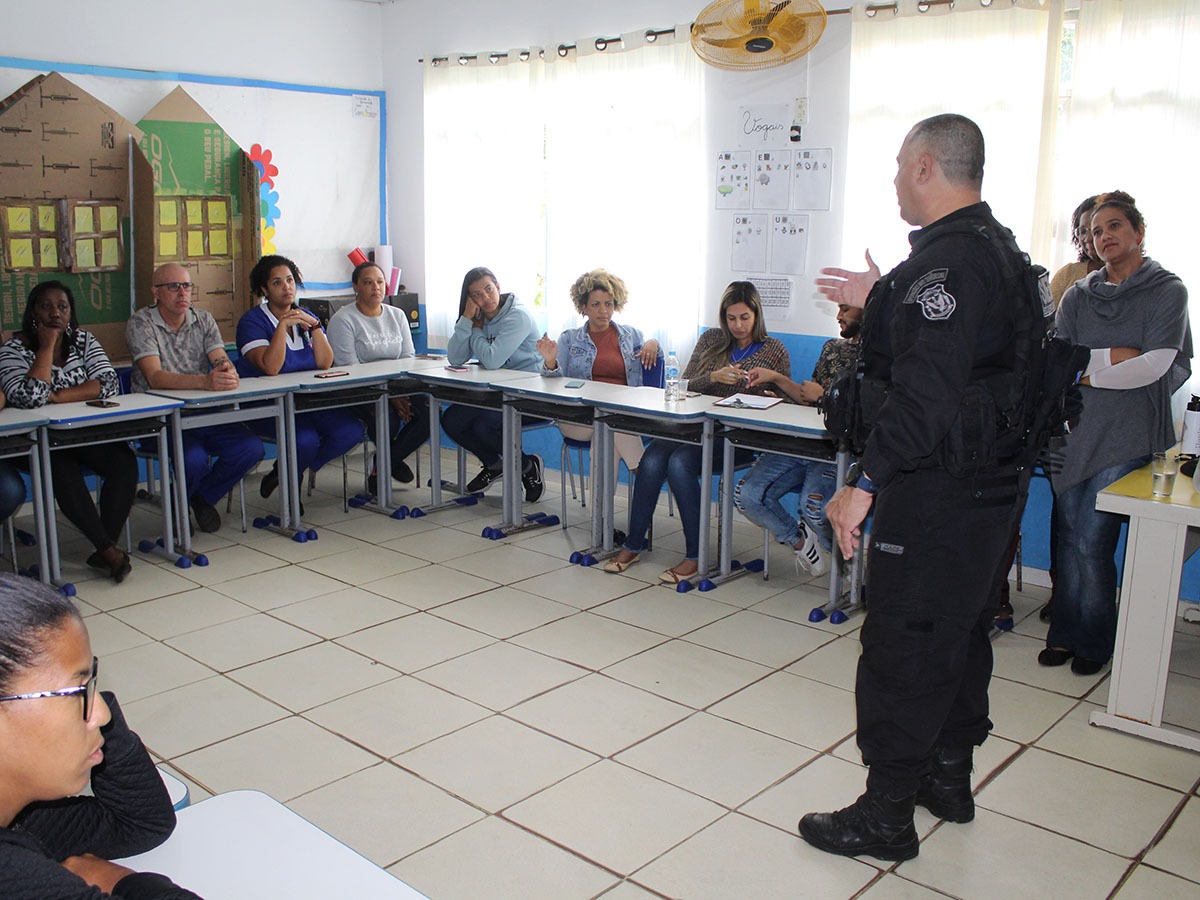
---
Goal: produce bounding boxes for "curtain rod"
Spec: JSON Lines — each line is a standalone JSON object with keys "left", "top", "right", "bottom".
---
{"left": 418, "top": 0, "right": 977, "bottom": 65}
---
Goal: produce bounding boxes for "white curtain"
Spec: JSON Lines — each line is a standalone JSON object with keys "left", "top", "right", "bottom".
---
{"left": 423, "top": 32, "right": 705, "bottom": 356}
{"left": 1063, "top": 0, "right": 1200, "bottom": 392}
{"left": 842, "top": 0, "right": 1058, "bottom": 273}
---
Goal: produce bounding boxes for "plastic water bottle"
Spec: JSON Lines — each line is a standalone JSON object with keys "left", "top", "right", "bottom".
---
{"left": 664, "top": 350, "right": 680, "bottom": 401}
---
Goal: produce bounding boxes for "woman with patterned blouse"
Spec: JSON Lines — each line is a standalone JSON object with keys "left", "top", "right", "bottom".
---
{"left": 604, "top": 282, "right": 790, "bottom": 583}
{"left": 0, "top": 282, "right": 136, "bottom": 582}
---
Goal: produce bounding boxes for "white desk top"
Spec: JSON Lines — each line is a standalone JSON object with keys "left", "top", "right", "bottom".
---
{"left": 116, "top": 790, "right": 429, "bottom": 899}
{"left": 42, "top": 394, "right": 184, "bottom": 429}
{"left": 290, "top": 359, "right": 410, "bottom": 391}
{"left": 146, "top": 379, "right": 297, "bottom": 406}
{"left": 707, "top": 400, "right": 829, "bottom": 438}
{"left": 588, "top": 385, "right": 713, "bottom": 420}
{"left": 0, "top": 406, "right": 49, "bottom": 433}
{"left": 413, "top": 364, "right": 543, "bottom": 388}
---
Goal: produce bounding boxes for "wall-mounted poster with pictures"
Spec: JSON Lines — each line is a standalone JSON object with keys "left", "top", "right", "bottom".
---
{"left": 155, "top": 195, "right": 232, "bottom": 262}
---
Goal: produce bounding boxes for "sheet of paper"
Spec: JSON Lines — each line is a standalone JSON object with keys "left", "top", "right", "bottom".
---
{"left": 713, "top": 393, "right": 782, "bottom": 410}
{"left": 159, "top": 232, "right": 178, "bottom": 257}
{"left": 38, "top": 205, "right": 56, "bottom": 230}
{"left": 74, "top": 206, "right": 94, "bottom": 234}
{"left": 186, "top": 230, "right": 205, "bottom": 257}
{"left": 101, "top": 237, "right": 119, "bottom": 267}
{"left": 159, "top": 201, "right": 178, "bottom": 226}
{"left": 792, "top": 148, "right": 834, "bottom": 210}
{"left": 731, "top": 214, "right": 768, "bottom": 273}
{"left": 39, "top": 238, "right": 58, "bottom": 269}
{"left": 771, "top": 214, "right": 810, "bottom": 276}
{"left": 752, "top": 150, "right": 791, "bottom": 210}
{"left": 10, "top": 238, "right": 33, "bottom": 267}
{"left": 209, "top": 229, "right": 228, "bottom": 256}
{"left": 6, "top": 206, "right": 31, "bottom": 232}
{"left": 207, "top": 200, "right": 228, "bottom": 225}
{"left": 186, "top": 200, "right": 203, "bottom": 225}
{"left": 75, "top": 238, "right": 96, "bottom": 269}
{"left": 99, "top": 205, "right": 119, "bottom": 232}
{"left": 714, "top": 150, "right": 751, "bottom": 210}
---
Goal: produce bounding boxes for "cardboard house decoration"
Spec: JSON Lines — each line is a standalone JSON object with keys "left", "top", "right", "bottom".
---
{"left": 134, "top": 87, "right": 261, "bottom": 341}
{"left": 0, "top": 72, "right": 142, "bottom": 357}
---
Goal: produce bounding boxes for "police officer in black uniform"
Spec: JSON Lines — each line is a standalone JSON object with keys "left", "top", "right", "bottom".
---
{"left": 799, "top": 114, "right": 1037, "bottom": 861}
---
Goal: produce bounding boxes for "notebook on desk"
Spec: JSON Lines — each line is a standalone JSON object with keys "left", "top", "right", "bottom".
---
{"left": 712, "top": 393, "right": 782, "bottom": 410}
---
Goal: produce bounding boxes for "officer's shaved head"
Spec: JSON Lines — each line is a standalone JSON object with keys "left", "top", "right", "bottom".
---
{"left": 906, "top": 114, "right": 985, "bottom": 190}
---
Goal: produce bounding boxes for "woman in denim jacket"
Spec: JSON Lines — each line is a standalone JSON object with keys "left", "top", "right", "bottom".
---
{"left": 536, "top": 269, "right": 659, "bottom": 474}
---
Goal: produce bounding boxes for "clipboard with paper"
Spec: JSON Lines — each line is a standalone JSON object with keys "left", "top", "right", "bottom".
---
{"left": 712, "top": 393, "right": 782, "bottom": 410}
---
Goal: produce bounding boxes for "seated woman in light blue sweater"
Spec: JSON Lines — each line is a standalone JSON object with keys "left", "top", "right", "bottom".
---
{"left": 536, "top": 268, "right": 659, "bottom": 475}
{"left": 441, "top": 266, "right": 546, "bottom": 501}
{"left": 328, "top": 261, "right": 430, "bottom": 492}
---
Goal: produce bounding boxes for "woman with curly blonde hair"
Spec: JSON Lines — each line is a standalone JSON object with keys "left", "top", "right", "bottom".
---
{"left": 536, "top": 268, "right": 660, "bottom": 473}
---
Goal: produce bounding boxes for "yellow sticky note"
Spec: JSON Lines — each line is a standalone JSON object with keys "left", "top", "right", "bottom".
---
{"left": 209, "top": 229, "right": 228, "bottom": 256}
{"left": 159, "top": 200, "right": 177, "bottom": 226}
{"left": 74, "top": 206, "right": 94, "bottom": 234}
{"left": 7, "top": 207, "right": 31, "bottom": 232}
{"left": 208, "top": 201, "right": 228, "bottom": 225}
{"left": 186, "top": 200, "right": 203, "bottom": 225}
{"left": 10, "top": 239, "right": 33, "bottom": 267}
{"left": 186, "top": 230, "right": 205, "bottom": 257}
{"left": 38, "top": 205, "right": 56, "bottom": 230}
{"left": 75, "top": 238, "right": 96, "bottom": 269}
{"left": 159, "top": 231, "right": 178, "bottom": 257}
{"left": 99, "top": 206, "right": 118, "bottom": 233}
{"left": 39, "top": 238, "right": 58, "bottom": 269}
{"left": 101, "top": 237, "right": 119, "bottom": 267}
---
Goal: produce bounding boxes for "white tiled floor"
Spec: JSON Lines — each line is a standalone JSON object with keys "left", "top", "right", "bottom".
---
{"left": 43, "top": 449, "right": 1200, "bottom": 899}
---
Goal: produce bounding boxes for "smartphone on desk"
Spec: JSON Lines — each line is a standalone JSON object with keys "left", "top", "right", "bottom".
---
{"left": 444, "top": 365, "right": 469, "bottom": 373}
{"left": 565, "top": 380, "right": 586, "bottom": 388}
{"left": 86, "top": 400, "right": 120, "bottom": 408}
{"left": 314, "top": 371, "right": 349, "bottom": 379}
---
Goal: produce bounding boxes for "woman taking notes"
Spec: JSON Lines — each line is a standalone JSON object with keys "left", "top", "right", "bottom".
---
{"left": 604, "top": 282, "right": 790, "bottom": 582}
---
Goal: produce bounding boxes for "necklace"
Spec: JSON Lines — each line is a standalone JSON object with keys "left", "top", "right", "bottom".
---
{"left": 730, "top": 342, "right": 761, "bottom": 364}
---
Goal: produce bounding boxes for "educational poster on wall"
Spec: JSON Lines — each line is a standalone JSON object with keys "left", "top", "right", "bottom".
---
{"left": 752, "top": 150, "right": 791, "bottom": 210}
{"left": 792, "top": 148, "right": 834, "bottom": 210}
{"left": 731, "top": 214, "right": 768, "bottom": 272}
{"left": 736, "top": 104, "right": 791, "bottom": 149}
{"left": 714, "top": 151, "right": 751, "bottom": 209}
{"left": 771, "top": 214, "right": 810, "bottom": 276}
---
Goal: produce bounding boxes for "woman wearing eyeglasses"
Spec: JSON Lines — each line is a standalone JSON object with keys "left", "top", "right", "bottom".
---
{"left": 0, "top": 281, "right": 137, "bottom": 583}
{"left": 0, "top": 575, "right": 201, "bottom": 898}
{"left": 441, "top": 266, "right": 546, "bottom": 501}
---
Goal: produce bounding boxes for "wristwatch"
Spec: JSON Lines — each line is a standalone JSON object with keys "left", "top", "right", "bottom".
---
{"left": 844, "top": 462, "right": 879, "bottom": 495}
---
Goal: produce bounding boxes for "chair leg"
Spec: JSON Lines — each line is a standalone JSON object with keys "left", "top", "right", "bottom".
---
{"left": 763, "top": 526, "right": 771, "bottom": 581}
{"left": 576, "top": 445, "right": 587, "bottom": 509}
{"left": 342, "top": 453, "right": 349, "bottom": 513}
{"left": 238, "top": 479, "right": 247, "bottom": 533}
{"left": 559, "top": 443, "right": 568, "bottom": 529}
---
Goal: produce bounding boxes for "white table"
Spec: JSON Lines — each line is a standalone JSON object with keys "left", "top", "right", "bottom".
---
{"left": 708, "top": 401, "right": 850, "bottom": 606}
{"left": 0, "top": 407, "right": 49, "bottom": 580}
{"left": 40, "top": 394, "right": 184, "bottom": 589}
{"left": 1092, "top": 462, "right": 1200, "bottom": 752}
{"left": 116, "top": 790, "right": 428, "bottom": 899}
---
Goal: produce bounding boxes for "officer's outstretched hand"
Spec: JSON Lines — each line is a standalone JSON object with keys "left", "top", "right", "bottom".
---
{"left": 826, "top": 484, "right": 875, "bottom": 559}
{"left": 815, "top": 250, "right": 880, "bottom": 309}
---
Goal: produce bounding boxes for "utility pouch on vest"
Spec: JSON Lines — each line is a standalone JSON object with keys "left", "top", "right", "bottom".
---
{"left": 941, "top": 383, "right": 999, "bottom": 477}
{"left": 822, "top": 366, "right": 858, "bottom": 443}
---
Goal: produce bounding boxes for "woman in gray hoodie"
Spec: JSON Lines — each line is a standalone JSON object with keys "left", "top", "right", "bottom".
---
{"left": 1042, "top": 191, "right": 1191, "bottom": 676}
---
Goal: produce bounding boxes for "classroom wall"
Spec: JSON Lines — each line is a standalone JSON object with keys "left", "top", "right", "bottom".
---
{"left": 0, "top": 0, "right": 383, "bottom": 92}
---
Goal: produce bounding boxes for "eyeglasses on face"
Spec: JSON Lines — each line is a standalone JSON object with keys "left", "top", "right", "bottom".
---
{"left": 0, "top": 657, "right": 99, "bottom": 720}
{"left": 153, "top": 282, "right": 194, "bottom": 293}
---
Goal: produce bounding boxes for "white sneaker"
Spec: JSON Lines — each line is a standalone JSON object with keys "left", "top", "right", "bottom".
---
{"left": 794, "top": 523, "right": 831, "bottom": 578}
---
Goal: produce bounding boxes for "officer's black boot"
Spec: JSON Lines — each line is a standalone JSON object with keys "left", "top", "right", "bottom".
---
{"left": 798, "top": 790, "right": 919, "bottom": 861}
{"left": 915, "top": 745, "right": 975, "bottom": 823}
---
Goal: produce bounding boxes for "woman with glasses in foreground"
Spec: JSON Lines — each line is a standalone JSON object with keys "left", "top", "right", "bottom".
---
{"left": 0, "top": 574, "right": 200, "bottom": 898}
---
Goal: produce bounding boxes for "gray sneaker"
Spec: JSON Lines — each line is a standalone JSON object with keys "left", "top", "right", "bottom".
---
{"left": 794, "top": 522, "right": 831, "bottom": 578}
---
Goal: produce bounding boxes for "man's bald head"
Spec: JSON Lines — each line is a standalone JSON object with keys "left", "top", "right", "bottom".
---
{"left": 904, "top": 114, "right": 985, "bottom": 190}
{"left": 151, "top": 262, "right": 194, "bottom": 325}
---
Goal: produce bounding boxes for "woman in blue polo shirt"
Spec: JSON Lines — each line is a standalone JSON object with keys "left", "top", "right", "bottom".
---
{"left": 235, "top": 255, "right": 363, "bottom": 502}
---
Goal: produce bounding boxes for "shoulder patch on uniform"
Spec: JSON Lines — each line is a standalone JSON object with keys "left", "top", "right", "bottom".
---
{"left": 902, "top": 268, "right": 956, "bottom": 321}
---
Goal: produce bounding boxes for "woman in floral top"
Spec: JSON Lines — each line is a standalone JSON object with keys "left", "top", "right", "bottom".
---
{"left": 0, "top": 282, "right": 136, "bottom": 582}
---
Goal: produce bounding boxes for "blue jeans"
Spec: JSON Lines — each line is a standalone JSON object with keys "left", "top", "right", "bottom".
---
{"left": 440, "top": 405, "right": 540, "bottom": 472}
{"left": 1049, "top": 456, "right": 1149, "bottom": 662}
{"left": 623, "top": 437, "right": 752, "bottom": 560}
{"left": 734, "top": 453, "right": 836, "bottom": 551}
{"left": 251, "top": 410, "right": 365, "bottom": 477}
{"left": 141, "top": 424, "right": 265, "bottom": 506}
{"left": 0, "top": 461, "right": 25, "bottom": 521}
